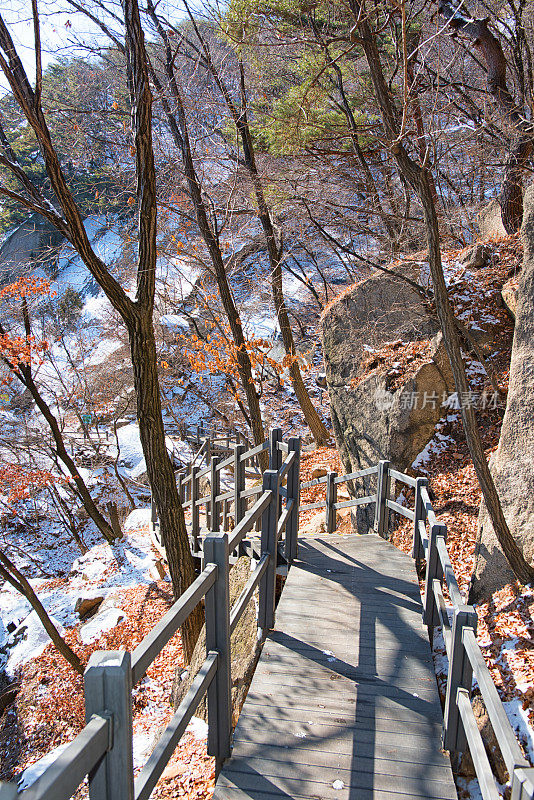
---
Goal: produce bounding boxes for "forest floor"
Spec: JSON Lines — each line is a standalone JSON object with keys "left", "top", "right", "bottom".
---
{"left": 0, "top": 235, "right": 532, "bottom": 800}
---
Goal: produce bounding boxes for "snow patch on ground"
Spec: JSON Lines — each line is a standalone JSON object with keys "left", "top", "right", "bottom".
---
{"left": 503, "top": 699, "right": 534, "bottom": 762}
{"left": 187, "top": 716, "right": 208, "bottom": 742}
{"left": 79, "top": 606, "right": 127, "bottom": 644}
{"left": 0, "top": 525, "right": 160, "bottom": 672}
{"left": 86, "top": 339, "right": 123, "bottom": 366}
{"left": 125, "top": 509, "right": 152, "bottom": 532}
{"left": 132, "top": 730, "right": 156, "bottom": 770}
{"left": 412, "top": 416, "right": 458, "bottom": 471}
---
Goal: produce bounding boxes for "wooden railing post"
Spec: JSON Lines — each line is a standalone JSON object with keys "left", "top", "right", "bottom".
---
{"left": 269, "top": 427, "right": 283, "bottom": 472}
{"left": 203, "top": 435, "right": 212, "bottom": 468}
{"left": 285, "top": 437, "right": 301, "bottom": 564}
{"left": 412, "top": 476, "right": 428, "bottom": 562}
{"left": 423, "top": 522, "right": 446, "bottom": 630}
{"left": 511, "top": 767, "right": 534, "bottom": 800}
{"left": 84, "top": 651, "right": 134, "bottom": 800}
{"left": 191, "top": 464, "right": 200, "bottom": 553}
{"left": 443, "top": 605, "right": 477, "bottom": 755}
{"left": 233, "top": 443, "right": 246, "bottom": 528}
{"left": 325, "top": 471, "right": 338, "bottom": 533}
{"left": 374, "top": 460, "right": 390, "bottom": 538}
{"left": 204, "top": 532, "right": 232, "bottom": 767}
{"left": 259, "top": 470, "right": 279, "bottom": 631}
{"left": 210, "top": 456, "right": 221, "bottom": 533}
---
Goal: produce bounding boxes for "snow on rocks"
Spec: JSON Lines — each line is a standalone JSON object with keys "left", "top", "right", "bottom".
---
{"left": 5, "top": 610, "right": 65, "bottom": 677}
{"left": 114, "top": 423, "right": 148, "bottom": 479}
{"left": 86, "top": 338, "right": 123, "bottom": 366}
{"left": 159, "top": 314, "right": 189, "bottom": 331}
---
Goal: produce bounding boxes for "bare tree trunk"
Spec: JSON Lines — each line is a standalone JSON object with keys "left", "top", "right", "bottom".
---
{"left": 0, "top": 335, "right": 117, "bottom": 543}
{"left": 0, "top": 550, "right": 83, "bottom": 674}
{"left": 0, "top": 0, "right": 203, "bottom": 660}
{"left": 438, "top": 2, "right": 534, "bottom": 232}
{"left": 353, "top": 2, "right": 534, "bottom": 585}
{"left": 144, "top": 5, "right": 266, "bottom": 455}
{"left": 127, "top": 309, "right": 202, "bottom": 659}
{"left": 122, "top": 0, "right": 202, "bottom": 660}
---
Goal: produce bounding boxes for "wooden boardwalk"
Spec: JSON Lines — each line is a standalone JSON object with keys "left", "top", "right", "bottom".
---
{"left": 215, "top": 534, "right": 456, "bottom": 800}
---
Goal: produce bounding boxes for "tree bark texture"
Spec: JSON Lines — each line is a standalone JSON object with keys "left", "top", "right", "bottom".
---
{"left": 122, "top": 0, "right": 201, "bottom": 660}
{"left": 352, "top": 2, "right": 534, "bottom": 586}
{"left": 438, "top": 2, "right": 533, "bottom": 232}
{"left": 0, "top": 0, "right": 204, "bottom": 660}
{"left": 144, "top": 5, "right": 266, "bottom": 455}
{"left": 128, "top": 309, "right": 202, "bottom": 659}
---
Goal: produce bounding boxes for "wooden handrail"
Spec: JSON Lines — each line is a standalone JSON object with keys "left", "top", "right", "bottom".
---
{"left": 131, "top": 564, "right": 217, "bottom": 684}
{"left": 7, "top": 440, "right": 530, "bottom": 800}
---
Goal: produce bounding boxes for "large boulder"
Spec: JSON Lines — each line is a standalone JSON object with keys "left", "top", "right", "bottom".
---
{"left": 472, "top": 188, "right": 534, "bottom": 596}
{"left": 321, "top": 270, "right": 454, "bottom": 533}
{"left": 501, "top": 276, "right": 518, "bottom": 319}
{"left": 477, "top": 200, "right": 507, "bottom": 239}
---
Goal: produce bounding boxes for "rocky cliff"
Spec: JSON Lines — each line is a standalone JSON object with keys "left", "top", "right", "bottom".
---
{"left": 472, "top": 188, "right": 534, "bottom": 596}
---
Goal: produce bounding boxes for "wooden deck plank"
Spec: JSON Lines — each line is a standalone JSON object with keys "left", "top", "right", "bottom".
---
{"left": 215, "top": 534, "right": 456, "bottom": 800}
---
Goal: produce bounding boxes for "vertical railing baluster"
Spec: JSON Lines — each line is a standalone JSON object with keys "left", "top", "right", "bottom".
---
{"left": 269, "top": 427, "right": 283, "bottom": 472}
{"left": 234, "top": 443, "right": 246, "bottom": 528}
{"left": 204, "top": 434, "right": 211, "bottom": 468}
{"left": 423, "top": 522, "right": 446, "bottom": 634}
{"left": 191, "top": 464, "right": 200, "bottom": 554}
{"left": 285, "top": 436, "right": 301, "bottom": 564}
{"left": 443, "top": 605, "right": 477, "bottom": 757}
{"left": 210, "top": 455, "right": 221, "bottom": 533}
{"left": 325, "top": 471, "right": 338, "bottom": 533}
{"left": 412, "top": 476, "right": 428, "bottom": 563}
{"left": 374, "top": 460, "right": 390, "bottom": 538}
{"left": 204, "top": 532, "right": 232, "bottom": 769}
{"left": 259, "top": 469, "right": 279, "bottom": 631}
{"left": 85, "top": 651, "right": 134, "bottom": 800}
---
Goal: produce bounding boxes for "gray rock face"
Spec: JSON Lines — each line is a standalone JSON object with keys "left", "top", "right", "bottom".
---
{"left": 321, "top": 271, "right": 453, "bottom": 533}
{"left": 477, "top": 200, "right": 507, "bottom": 239}
{"left": 460, "top": 243, "right": 492, "bottom": 270}
{"left": 501, "top": 277, "right": 518, "bottom": 320}
{"left": 472, "top": 188, "right": 534, "bottom": 596}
